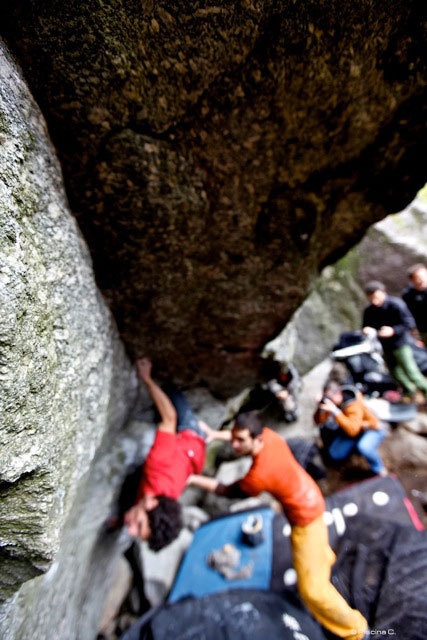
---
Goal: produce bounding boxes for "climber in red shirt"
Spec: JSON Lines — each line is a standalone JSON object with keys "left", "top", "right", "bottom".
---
{"left": 124, "top": 357, "right": 226, "bottom": 551}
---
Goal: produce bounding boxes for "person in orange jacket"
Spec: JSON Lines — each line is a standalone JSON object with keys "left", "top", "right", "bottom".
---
{"left": 314, "top": 380, "right": 388, "bottom": 476}
{"left": 188, "top": 411, "right": 369, "bottom": 640}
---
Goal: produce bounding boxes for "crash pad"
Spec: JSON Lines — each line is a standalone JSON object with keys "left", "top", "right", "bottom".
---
{"left": 168, "top": 506, "right": 276, "bottom": 603}
{"left": 122, "top": 588, "right": 327, "bottom": 640}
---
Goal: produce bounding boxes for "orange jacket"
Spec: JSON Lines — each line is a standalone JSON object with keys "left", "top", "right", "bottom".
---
{"left": 236, "top": 428, "right": 325, "bottom": 526}
{"left": 314, "top": 386, "right": 379, "bottom": 438}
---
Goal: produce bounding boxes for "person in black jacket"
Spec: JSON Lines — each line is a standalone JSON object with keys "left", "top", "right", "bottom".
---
{"left": 402, "top": 263, "right": 427, "bottom": 346}
{"left": 362, "top": 281, "right": 427, "bottom": 404}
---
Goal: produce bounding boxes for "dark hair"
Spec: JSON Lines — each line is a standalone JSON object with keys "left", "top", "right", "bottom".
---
{"left": 260, "top": 356, "right": 282, "bottom": 381}
{"left": 407, "top": 263, "right": 427, "bottom": 278}
{"left": 323, "top": 380, "right": 342, "bottom": 395}
{"left": 234, "top": 411, "right": 263, "bottom": 437}
{"left": 147, "top": 495, "right": 183, "bottom": 552}
{"left": 327, "top": 362, "right": 349, "bottom": 385}
{"left": 364, "top": 280, "right": 386, "bottom": 295}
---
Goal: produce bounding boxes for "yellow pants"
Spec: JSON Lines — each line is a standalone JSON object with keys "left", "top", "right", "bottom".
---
{"left": 291, "top": 515, "right": 368, "bottom": 640}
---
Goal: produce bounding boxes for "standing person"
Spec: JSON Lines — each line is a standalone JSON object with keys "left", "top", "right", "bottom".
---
{"left": 402, "top": 263, "right": 427, "bottom": 345}
{"left": 122, "top": 357, "right": 227, "bottom": 550}
{"left": 362, "top": 280, "right": 427, "bottom": 404}
{"left": 313, "top": 380, "right": 387, "bottom": 476}
{"left": 188, "top": 411, "right": 369, "bottom": 640}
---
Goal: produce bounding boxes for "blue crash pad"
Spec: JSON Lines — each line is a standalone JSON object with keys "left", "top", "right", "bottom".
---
{"left": 168, "top": 506, "right": 275, "bottom": 603}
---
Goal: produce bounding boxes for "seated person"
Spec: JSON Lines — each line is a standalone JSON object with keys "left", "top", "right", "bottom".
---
{"left": 265, "top": 360, "right": 301, "bottom": 423}
{"left": 245, "top": 357, "right": 301, "bottom": 422}
{"left": 119, "top": 357, "right": 227, "bottom": 551}
{"left": 313, "top": 380, "right": 387, "bottom": 476}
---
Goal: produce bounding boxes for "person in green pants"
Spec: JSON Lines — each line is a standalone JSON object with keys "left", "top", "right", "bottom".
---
{"left": 362, "top": 280, "right": 427, "bottom": 405}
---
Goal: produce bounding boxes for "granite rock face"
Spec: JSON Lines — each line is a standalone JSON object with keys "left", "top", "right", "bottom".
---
{"left": 2, "top": 1, "right": 426, "bottom": 394}
{"left": 0, "top": 42, "right": 135, "bottom": 637}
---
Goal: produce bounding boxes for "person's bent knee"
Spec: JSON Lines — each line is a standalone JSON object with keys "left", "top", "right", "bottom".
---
{"left": 297, "top": 578, "right": 327, "bottom": 607}
{"left": 356, "top": 441, "right": 372, "bottom": 458}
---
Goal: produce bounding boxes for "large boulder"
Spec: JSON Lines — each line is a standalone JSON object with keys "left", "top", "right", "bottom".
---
{"left": 0, "top": 42, "right": 135, "bottom": 638}
{"left": 2, "top": 1, "right": 426, "bottom": 393}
